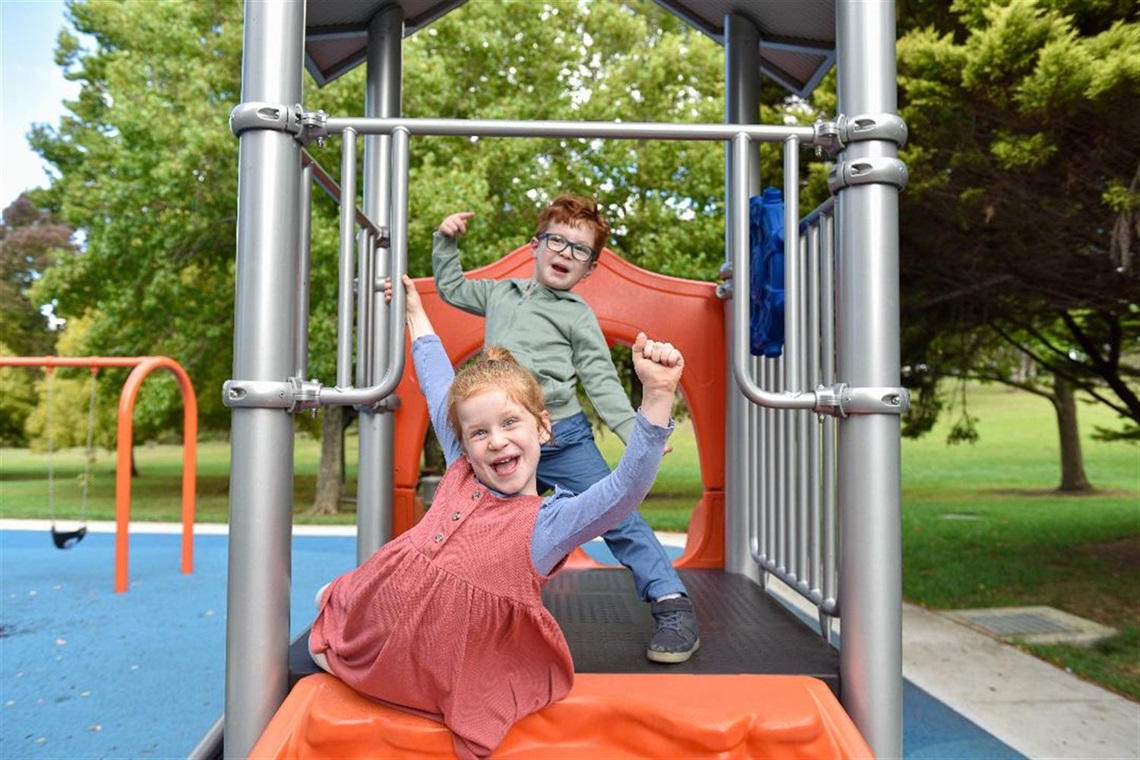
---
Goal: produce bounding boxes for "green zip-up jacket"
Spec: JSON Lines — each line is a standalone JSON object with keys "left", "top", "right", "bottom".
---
{"left": 432, "top": 233, "right": 637, "bottom": 444}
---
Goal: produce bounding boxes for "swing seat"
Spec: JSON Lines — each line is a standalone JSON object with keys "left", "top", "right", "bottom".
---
{"left": 51, "top": 526, "right": 87, "bottom": 550}
{"left": 250, "top": 672, "right": 872, "bottom": 758}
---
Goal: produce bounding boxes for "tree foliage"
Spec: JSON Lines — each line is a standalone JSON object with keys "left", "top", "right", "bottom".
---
{"left": 895, "top": 0, "right": 1140, "bottom": 440}
{"left": 31, "top": 0, "right": 244, "bottom": 434}
{"left": 301, "top": 0, "right": 736, "bottom": 285}
{"left": 1, "top": 193, "right": 72, "bottom": 356}
{"left": 0, "top": 194, "right": 75, "bottom": 445}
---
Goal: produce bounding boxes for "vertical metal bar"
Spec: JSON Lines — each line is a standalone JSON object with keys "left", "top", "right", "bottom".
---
{"left": 387, "top": 129, "right": 410, "bottom": 322}
{"left": 821, "top": 210, "right": 839, "bottom": 615}
{"left": 836, "top": 1, "right": 904, "bottom": 756}
{"left": 226, "top": 1, "right": 304, "bottom": 756}
{"left": 723, "top": 13, "right": 762, "bottom": 581}
{"left": 763, "top": 359, "right": 776, "bottom": 564}
{"left": 337, "top": 128, "right": 358, "bottom": 388}
{"left": 805, "top": 224, "right": 822, "bottom": 594}
{"left": 357, "top": 4, "right": 404, "bottom": 562}
{"left": 775, "top": 355, "right": 787, "bottom": 572}
{"left": 296, "top": 165, "right": 313, "bottom": 380}
{"left": 356, "top": 229, "right": 374, "bottom": 387}
{"left": 783, "top": 137, "right": 808, "bottom": 588}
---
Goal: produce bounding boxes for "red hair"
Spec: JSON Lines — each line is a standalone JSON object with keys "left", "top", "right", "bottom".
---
{"left": 535, "top": 194, "right": 610, "bottom": 257}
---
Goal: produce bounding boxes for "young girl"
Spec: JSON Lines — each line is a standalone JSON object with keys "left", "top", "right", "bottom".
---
{"left": 308, "top": 276, "right": 683, "bottom": 759}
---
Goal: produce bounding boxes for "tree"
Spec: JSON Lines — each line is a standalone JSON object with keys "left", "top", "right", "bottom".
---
{"left": 1, "top": 193, "right": 72, "bottom": 356}
{"left": 0, "top": 344, "right": 40, "bottom": 446}
{"left": 895, "top": 0, "right": 1140, "bottom": 452}
{"left": 31, "top": 0, "right": 245, "bottom": 435}
{"left": 0, "top": 194, "right": 75, "bottom": 445}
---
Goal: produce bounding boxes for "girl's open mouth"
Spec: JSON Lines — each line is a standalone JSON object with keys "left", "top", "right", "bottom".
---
{"left": 491, "top": 456, "right": 519, "bottom": 476}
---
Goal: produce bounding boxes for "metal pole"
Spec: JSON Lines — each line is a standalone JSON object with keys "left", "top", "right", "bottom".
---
{"left": 325, "top": 116, "right": 815, "bottom": 142}
{"left": 337, "top": 129, "right": 358, "bottom": 388}
{"left": 783, "top": 137, "right": 807, "bottom": 585}
{"left": 357, "top": 4, "right": 404, "bottom": 561}
{"left": 836, "top": 1, "right": 904, "bottom": 756}
{"left": 225, "top": 0, "right": 304, "bottom": 756}
{"left": 723, "top": 12, "right": 762, "bottom": 583}
{"left": 295, "top": 165, "right": 313, "bottom": 380}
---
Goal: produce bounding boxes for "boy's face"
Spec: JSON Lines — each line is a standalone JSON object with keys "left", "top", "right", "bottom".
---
{"left": 530, "top": 221, "right": 598, "bottom": 291}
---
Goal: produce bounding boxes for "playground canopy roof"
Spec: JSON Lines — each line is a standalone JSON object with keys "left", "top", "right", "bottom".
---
{"left": 303, "top": 0, "right": 835, "bottom": 96}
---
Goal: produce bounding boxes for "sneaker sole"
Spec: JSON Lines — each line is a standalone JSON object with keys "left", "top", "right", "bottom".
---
{"left": 645, "top": 637, "right": 700, "bottom": 664}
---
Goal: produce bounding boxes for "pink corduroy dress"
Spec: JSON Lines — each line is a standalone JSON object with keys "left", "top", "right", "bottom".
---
{"left": 309, "top": 458, "right": 574, "bottom": 759}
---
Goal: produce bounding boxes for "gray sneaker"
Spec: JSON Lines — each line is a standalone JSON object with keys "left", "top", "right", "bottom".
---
{"left": 647, "top": 595, "right": 700, "bottom": 663}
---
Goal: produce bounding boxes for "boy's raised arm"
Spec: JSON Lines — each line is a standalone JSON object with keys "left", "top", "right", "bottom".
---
{"left": 432, "top": 211, "right": 494, "bottom": 316}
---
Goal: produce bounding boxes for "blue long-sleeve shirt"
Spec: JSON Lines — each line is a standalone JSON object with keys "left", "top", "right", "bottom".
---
{"left": 412, "top": 334, "right": 672, "bottom": 575}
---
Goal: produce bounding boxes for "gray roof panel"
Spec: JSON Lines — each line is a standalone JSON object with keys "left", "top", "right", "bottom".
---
{"left": 304, "top": 0, "right": 835, "bottom": 95}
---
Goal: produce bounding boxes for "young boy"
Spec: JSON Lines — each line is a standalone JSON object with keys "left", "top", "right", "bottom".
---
{"left": 432, "top": 195, "right": 699, "bottom": 663}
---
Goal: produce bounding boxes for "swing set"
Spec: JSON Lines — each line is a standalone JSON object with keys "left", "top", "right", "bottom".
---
{"left": 43, "top": 365, "right": 98, "bottom": 549}
{"left": 1, "top": 355, "right": 199, "bottom": 592}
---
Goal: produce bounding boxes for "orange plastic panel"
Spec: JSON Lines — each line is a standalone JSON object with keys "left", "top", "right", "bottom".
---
{"left": 392, "top": 247, "right": 727, "bottom": 568}
{"left": 250, "top": 673, "right": 872, "bottom": 759}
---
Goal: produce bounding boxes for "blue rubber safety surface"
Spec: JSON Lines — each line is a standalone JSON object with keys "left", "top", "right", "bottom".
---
{"left": 1, "top": 529, "right": 1024, "bottom": 759}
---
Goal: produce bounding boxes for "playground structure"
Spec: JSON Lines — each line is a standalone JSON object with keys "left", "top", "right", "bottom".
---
{"left": 217, "top": 1, "right": 905, "bottom": 758}
{"left": 0, "top": 356, "right": 198, "bottom": 592}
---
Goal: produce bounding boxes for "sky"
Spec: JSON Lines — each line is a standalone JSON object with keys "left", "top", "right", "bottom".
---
{"left": 1, "top": 0, "right": 79, "bottom": 215}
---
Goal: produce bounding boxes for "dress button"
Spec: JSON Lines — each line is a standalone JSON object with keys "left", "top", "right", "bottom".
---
{"left": 452, "top": 511, "right": 461, "bottom": 521}
{"left": 434, "top": 533, "right": 444, "bottom": 543}
{"left": 471, "top": 489, "right": 481, "bottom": 500}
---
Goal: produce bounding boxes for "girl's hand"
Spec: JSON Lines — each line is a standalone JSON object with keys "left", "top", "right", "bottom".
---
{"left": 384, "top": 275, "right": 434, "bottom": 339}
{"left": 632, "top": 332, "right": 683, "bottom": 427}
{"left": 438, "top": 211, "right": 475, "bottom": 238}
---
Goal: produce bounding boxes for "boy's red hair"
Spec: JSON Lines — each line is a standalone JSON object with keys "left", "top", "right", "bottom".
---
{"left": 535, "top": 195, "right": 610, "bottom": 257}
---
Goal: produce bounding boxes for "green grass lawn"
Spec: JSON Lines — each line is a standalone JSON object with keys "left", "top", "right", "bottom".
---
{"left": 2, "top": 384, "right": 1137, "bottom": 697}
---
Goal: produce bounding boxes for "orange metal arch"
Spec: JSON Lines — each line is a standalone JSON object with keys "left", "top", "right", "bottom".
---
{"left": 0, "top": 356, "right": 198, "bottom": 592}
{"left": 391, "top": 246, "right": 726, "bottom": 568}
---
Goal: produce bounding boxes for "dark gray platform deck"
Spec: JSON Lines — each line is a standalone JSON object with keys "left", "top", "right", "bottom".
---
{"left": 291, "top": 568, "right": 840, "bottom": 695}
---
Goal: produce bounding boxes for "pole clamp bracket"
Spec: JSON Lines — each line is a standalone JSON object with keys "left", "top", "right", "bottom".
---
{"left": 230, "top": 102, "right": 329, "bottom": 146}
{"left": 813, "top": 113, "right": 908, "bottom": 157}
{"left": 222, "top": 377, "right": 323, "bottom": 414}
{"left": 827, "top": 157, "right": 909, "bottom": 194}
{"left": 815, "top": 383, "right": 911, "bottom": 417}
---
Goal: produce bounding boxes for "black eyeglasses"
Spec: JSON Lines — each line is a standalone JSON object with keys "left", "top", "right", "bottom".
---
{"left": 536, "top": 232, "right": 596, "bottom": 262}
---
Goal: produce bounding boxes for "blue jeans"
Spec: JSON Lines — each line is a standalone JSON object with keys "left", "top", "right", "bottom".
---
{"left": 536, "top": 412, "right": 687, "bottom": 602}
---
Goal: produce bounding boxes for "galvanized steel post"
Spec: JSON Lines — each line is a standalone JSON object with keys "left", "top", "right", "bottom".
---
{"left": 225, "top": 1, "right": 304, "bottom": 756}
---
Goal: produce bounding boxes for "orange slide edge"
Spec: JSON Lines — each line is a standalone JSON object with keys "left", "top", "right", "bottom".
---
{"left": 250, "top": 672, "right": 872, "bottom": 759}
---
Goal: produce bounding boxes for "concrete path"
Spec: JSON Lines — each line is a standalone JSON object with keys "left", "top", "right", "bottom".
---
{"left": 903, "top": 603, "right": 1139, "bottom": 760}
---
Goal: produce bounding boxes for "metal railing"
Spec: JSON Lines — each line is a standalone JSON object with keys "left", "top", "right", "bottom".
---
{"left": 745, "top": 198, "right": 840, "bottom": 621}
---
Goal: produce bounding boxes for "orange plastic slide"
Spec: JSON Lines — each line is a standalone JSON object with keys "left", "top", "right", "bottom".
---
{"left": 250, "top": 672, "right": 872, "bottom": 758}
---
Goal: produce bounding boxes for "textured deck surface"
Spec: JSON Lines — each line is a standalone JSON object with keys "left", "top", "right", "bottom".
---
{"left": 291, "top": 568, "right": 839, "bottom": 694}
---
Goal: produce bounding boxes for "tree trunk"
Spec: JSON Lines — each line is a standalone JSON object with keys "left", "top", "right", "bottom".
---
{"left": 310, "top": 406, "right": 345, "bottom": 515}
{"left": 1052, "top": 375, "right": 1093, "bottom": 493}
{"left": 131, "top": 447, "right": 138, "bottom": 477}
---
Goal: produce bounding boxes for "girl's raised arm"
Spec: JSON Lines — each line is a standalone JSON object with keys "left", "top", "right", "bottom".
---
{"left": 384, "top": 276, "right": 463, "bottom": 467}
